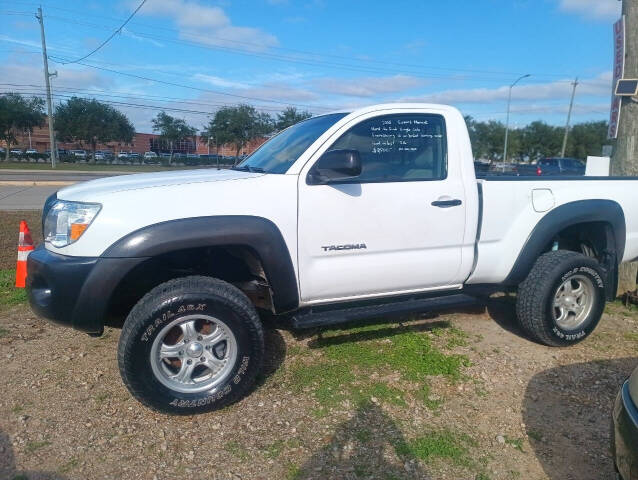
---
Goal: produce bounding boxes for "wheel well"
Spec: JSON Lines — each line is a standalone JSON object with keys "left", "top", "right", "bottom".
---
{"left": 549, "top": 221, "right": 616, "bottom": 262}
{"left": 544, "top": 221, "right": 618, "bottom": 299}
{"left": 104, "top": 246, "right": 273, "bottom": 328}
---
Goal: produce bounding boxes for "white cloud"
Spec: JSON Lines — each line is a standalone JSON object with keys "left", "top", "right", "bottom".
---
{"left": 193, "top": 74, "right": 250, "bottom": 90}
{"left": 0, "top": 61, "right": 113, "bottom": 91}
{"left": 401, "top": 72, "right": 612, "bottom": 104}
{"left": 316, "top": 75, "right": 424, "bottom": 98}
{"left": 121, "top": 28, "right": 165, "bottom": 48}
{"left": 138, "top": 0, "right": 278, "bottom": 51}
{"left": 557, "top": 0, "right": 621, "bottom": 20}
{"left": 240, "top": 83, "right": 319, "bottom": 102}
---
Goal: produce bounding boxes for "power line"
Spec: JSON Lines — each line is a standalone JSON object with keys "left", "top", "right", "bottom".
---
{"left": 60, "top": 0, "right": 147, "bottom": 64}
{"left": 47, "top": 54, "right": 335, "bottom": 111}
{"left": 17, "top": 1, "right": 581, "bottom": 80}
{"left": 37, "top": 11, "right": 578, "bottom": 83}
{"left": 0, "top": 83, "right": 300, "bottom": 112}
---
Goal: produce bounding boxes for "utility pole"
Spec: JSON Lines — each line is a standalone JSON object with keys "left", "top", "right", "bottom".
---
{"left": 503, "top": 74, "right": 531, "bottom": 162}
{"left": 36, "top": 7, "right": 57, "bottom": 169}
{"left": 612, "top": 0, "right": 638, "bottom": 295}
{"left": 560, "top": 77, "right": 579, "bottom": 158}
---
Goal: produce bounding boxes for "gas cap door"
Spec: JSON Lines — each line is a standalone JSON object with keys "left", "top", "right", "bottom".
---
{"left": 532, "top": 188, "right": 554, "bottom": 213}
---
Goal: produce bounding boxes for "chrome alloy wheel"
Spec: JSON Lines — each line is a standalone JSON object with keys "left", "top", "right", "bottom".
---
{"left": 150, "top": 314, "right": 237, "bottom": 394}
{"left": 552, "top": 274, "right": 595, "bottom": 331}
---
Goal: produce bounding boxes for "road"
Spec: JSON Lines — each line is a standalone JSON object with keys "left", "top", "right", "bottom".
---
{"left": 0, "top": 169, "right": 126, "bottom": 210}
{"left": 0, "top": 169, "right": 128, "bottom": 184}
{"left": 0, "top": 185, "right": 60, "bottom": 210}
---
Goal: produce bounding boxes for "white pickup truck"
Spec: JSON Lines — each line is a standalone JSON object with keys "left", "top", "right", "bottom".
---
{"left": 26, "top": 103, "right": 638, "bottom": 414}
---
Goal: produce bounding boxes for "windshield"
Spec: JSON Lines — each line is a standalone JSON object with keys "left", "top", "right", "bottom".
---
{"left": 234, "top": 113, "right": 348, "bottom": 174}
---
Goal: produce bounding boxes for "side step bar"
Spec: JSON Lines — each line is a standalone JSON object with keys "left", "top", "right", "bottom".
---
{"left": 290, "top": 293, "right": 479, "bottom": 330}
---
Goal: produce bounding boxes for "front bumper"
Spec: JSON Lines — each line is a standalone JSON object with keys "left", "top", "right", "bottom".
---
{"left": 26, "top": 245, "right": 145, "bottom": 335}
{"left": 613, "top": 381, "right": 638, "bottom": 480}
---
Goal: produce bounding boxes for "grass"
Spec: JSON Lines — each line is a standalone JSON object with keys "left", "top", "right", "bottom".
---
{"left": 25, "top": 440, "right": 51, "bottom": 453}
{"left": 0, "top": 161, "right": 186, "bottom": 172}
{"left": 504, "top": 436, "right": 525, "bottom": 452}
{"left": 0, "top": 269, "right": 27, "bottom": 310}
{"left": 394, "top": 429, "right": 474, "bottom": 466}
{"left": 623, "top": 332, "right": 638, "bottom": 342}
{"left": 263, "top": 440, "right": 285, "bottom": 459}
{"left": 224, "top": 440, "right": 249, "bottom": 461}
{"left": 0, "top": 161, "right": 233, "bottom": 172}
{"left": 289, "top": 322, "right": 470, "bottom": 412}
{"left": 290, "top": 324, "right": 469, "bottom": 413}
{"left": 58, "top": 458, "right": 79, "bottom": 474}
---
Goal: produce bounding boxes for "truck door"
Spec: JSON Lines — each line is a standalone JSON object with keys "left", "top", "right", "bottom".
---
{"left": 297, "top": 112, "right": 468, "bottom": 303}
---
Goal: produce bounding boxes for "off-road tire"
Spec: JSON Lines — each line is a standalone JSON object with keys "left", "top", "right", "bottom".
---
{"left": 516, "top": 250, "right": 606, "bottom": 347}
{"left": 117, "top": 276, "right": 264, "bottom": 415}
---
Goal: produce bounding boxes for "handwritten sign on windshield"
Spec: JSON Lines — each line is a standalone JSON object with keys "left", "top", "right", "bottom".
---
{"left": 369, "top": 118, "right": 442, "bottom": 155}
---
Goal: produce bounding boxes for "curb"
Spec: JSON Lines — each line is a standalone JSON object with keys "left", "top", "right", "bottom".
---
{"left": 0, "top": 181, "right": 75, "bottom": 186}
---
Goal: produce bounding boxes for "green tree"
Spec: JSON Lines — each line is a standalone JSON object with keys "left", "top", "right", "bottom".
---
{"left": 520, "top": 121, "right": 562, "bottom": 161}
{"left": 566, "top": 121, "right": 608, "bottom": 159}
{"left": 0, "top": 93, "right": 45, "bottom": 161}
{"left": 55, "top": 97, "right": 134, "bottom": 161}
{"left": 473, "top": 120, "right": 506, "bottom": 161}
{"left": 203, "top": 105, "right": 273, "bottom": 163}
{"left": 152, "top": 111, "right": 196, "bottom": 164}
{"left": 275, "top": 106, "right": 312, "bottom": 131}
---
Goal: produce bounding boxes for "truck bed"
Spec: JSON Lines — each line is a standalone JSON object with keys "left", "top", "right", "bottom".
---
{"left": 467, "top": 176, "right": 638, "bottom": 285}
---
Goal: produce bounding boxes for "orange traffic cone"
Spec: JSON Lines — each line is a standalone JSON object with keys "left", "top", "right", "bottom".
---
{"left": 15, "top": 221, "right": 34, "bottom": 288}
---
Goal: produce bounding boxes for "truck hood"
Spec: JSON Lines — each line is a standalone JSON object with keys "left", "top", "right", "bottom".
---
{"left": 57, "top": 168, "right": 263, "bottom": 202}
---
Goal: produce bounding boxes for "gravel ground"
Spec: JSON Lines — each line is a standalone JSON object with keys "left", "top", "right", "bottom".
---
{"left": 1, "top": 211, "right": 637, "bottom": 479}
{"left": 1, "top": 297, "right": 637, "bottom": 480}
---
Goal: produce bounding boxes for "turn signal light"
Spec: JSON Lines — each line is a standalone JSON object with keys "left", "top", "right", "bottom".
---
{"left": 70, "top": 223, "right": 89, "bottom": 241}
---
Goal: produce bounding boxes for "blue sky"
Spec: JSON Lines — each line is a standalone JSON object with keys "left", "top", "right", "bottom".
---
{"left": 0, "top": 0, "right": 623, "bottom": 132}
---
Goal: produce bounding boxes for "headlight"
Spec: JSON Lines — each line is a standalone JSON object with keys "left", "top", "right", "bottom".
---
{"left": 44, "top": 200, "right": 101, "bottom": 248}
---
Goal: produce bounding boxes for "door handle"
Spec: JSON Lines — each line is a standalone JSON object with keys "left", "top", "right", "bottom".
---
{"left": 431, "top": 199, "right": 462, "bottom": 208}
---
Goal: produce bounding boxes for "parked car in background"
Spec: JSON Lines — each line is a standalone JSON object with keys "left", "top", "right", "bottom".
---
{"left": 118, "top": 151, "right": 129, "bottom": 159}
{"left": 128, "top": 153, "right": 141, "bottom": 160}
{"left": 612, "top": 364, "right": 638, "bottom": 480}
{"left": 25, "top": 149, "right": 38, "bottom": 155}
{"left": 537, "top": 157, "right": 585, "bottom": 176}
{"left": 94, "top": 152, "right": 106, "bottom": 161}
{"left": 488, "top": 162, "right": 518, "bottom": 175}
{"left": 10, "top": 148, "right": 23, "bottom": 155}
{"left": 70, "top": 150, "right": 87, "bottom": 159}
{"left": 45, "top": 149, "right": 68, "bottom": 157}
{"left": 144, "top": 151, "right": 158, "bottom": 160}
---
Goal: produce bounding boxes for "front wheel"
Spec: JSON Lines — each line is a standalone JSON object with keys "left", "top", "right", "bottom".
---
{"left": 117, "top": 276, "right": 264, "bottom": 414}
{"left": 516, "top": 250, "right": 607, "bottom": 346}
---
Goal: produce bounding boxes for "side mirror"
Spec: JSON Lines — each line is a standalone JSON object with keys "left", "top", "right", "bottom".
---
{"left": 307, "top": 149, "right": 362, "bottom": 185}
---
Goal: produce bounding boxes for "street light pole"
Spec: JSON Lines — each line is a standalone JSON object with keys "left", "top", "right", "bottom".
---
{"left": 503, "top": 74, "right": 531, "bottom": 162}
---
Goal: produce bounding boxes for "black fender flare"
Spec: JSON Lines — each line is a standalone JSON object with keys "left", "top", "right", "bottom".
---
{"left": 504, "top": 199, "right": 625, "bottom": 288}
{"left": 102, "top": 215, "right": 299, "bottom": 313}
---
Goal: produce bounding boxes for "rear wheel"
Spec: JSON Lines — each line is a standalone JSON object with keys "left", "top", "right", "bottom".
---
{"left": 117, "top": 276, "right": 264, "bottom": 414}
{"left": 516, "top": 250, "right": 606, "bottom": 346}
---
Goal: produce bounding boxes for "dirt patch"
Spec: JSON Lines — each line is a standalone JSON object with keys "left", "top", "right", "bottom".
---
{"left": 1, "top": 297, "right": 637, "bottom": 480}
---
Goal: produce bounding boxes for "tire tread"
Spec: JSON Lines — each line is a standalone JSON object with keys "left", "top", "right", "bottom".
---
{"left": 516, "top": 250, "right": 603, "bottom": 347}
{"left": 117, "top": 275, "right": 263, "bottom": 414}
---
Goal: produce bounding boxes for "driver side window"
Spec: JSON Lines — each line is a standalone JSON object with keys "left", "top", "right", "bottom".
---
{"left": 326, "top": 113, "right": 447, "bottom": 183}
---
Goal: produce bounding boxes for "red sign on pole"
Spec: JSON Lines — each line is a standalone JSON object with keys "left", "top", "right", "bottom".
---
{"left": 609, "top": 16, "right": 626, "bottom": 139}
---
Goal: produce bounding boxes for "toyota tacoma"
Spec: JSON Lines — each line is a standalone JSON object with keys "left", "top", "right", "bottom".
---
{"left": 26, "top": 104, "right": 638, "bottom": 414}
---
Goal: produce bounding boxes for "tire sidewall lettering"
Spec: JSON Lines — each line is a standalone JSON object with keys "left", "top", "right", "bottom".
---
{"left": 131, "top": 297, "right": 256, "bottom": 411}
{"left": 550, "top": 263, "right": 605, "bottom": 342}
